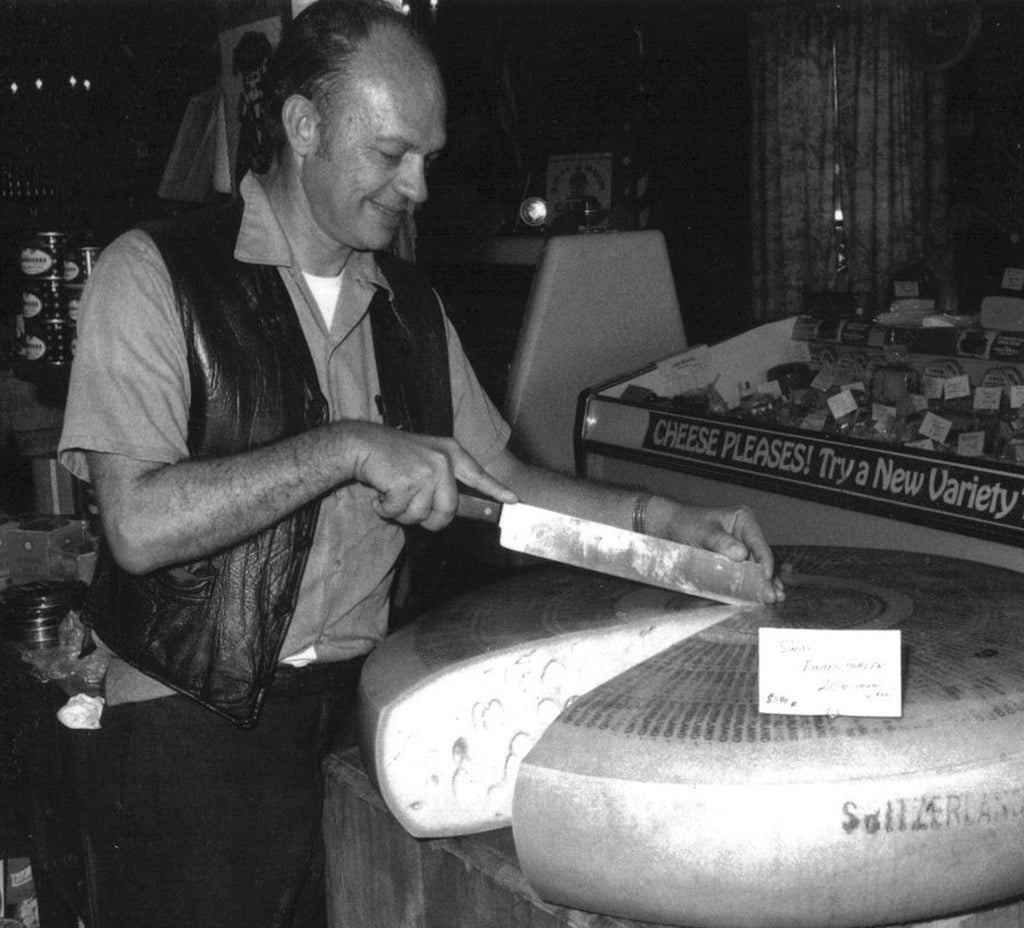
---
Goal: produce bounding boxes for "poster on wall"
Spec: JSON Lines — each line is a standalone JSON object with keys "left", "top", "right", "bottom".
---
{"left": 218, "top": 9, "right": 285, "bottom": 194}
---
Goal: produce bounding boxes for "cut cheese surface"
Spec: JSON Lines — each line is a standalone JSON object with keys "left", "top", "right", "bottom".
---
{"left": 356, "top": 566, "right": 742, "bottom": 837}
{"left": 512, "top": 546, "right": 1024, "bottom": 928}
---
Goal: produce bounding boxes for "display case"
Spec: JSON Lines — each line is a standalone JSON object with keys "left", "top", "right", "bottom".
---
{"left": 576, "top": 316, "right": 1024, "bottom": 572}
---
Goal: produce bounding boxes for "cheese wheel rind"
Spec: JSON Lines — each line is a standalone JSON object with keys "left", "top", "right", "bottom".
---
{"left": 514, "top": 761, "right": 1024, "bottom": 928}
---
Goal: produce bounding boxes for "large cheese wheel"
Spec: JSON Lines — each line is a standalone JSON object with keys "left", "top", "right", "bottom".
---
{"left": 356, "top": 567, "right": 739, "bottom": 837}
{"left": 512, "top": 546, "right": 1024, "bottom": 928}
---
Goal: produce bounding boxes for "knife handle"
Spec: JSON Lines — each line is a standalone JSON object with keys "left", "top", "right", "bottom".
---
{"left": 456, "top": 493, "right": 503, "bottom": 523}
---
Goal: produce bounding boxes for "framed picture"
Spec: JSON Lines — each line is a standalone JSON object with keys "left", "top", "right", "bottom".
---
{"left": 218, "top": 3, "right": 289, "bottom": 193}
{"left": 545, "top": 152, "right": 614, "bottom": 230}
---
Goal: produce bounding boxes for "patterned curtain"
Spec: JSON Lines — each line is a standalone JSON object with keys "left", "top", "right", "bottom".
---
{"left": 749, "top": 1, "right": 949, "bottom": 323}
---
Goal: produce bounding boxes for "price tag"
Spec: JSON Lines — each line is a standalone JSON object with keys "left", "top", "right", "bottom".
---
{"left": 974, "top": 386, "right": 1003, "bottom": 412}
{"left": 1001, "top": 267, "right": 1024, "bottom": 291}
{"left": 922, "top": 376, "right": 944, "bottom": 400}
{"left": 871, "top": 403, "right": 896, "bottom": 424}
{"left": 908, "top": 393, "right": 929, "bottom": 412}
{"left": 789, "top": 340, "right": 813, "bottom": 362}
{"left": 811, "top": 370, "right": 833, "bottom": 391}
{"left": 758, "top": 628, "right": 902, "bottom": 718}
{"left": 919, "top": 411, "right": 953, "bottom": 444}
{"left": 758, "top": 380, "right": 784, "bottom": 398}
{"left": 655, "top": 346, "right": 714, "bottom": 396}
{"left": 799, "top": 411, "right": 829, "bottom": 432}
{"left": 1011, "top": 385, "right": 1024, "bottom": 409}
{"left": 944, "top": 375, "right": 972, "bottom": 401}
{"left": 956, "top": 431, "right": 987, "bottom": 457}
{"left": 827, "top": 389, "right": 859, "bottom": 420}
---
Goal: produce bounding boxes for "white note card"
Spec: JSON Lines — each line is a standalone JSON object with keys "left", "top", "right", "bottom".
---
{"left": 758, "top": 628, "right": 902, "bottom": 718}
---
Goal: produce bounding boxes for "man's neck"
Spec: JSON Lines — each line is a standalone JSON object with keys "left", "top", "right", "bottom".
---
{"left": 263, "top": 161, "right": 354, "bottom": 277}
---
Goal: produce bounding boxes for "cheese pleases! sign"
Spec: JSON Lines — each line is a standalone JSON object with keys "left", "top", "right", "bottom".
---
{"left": 357, "top": 548, "right": 1024, "bottom": 928}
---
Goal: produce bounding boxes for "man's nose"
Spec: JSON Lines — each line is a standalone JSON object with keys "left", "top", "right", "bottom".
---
{"left": 395, "top": 157, "right": 429, "bottom": 204}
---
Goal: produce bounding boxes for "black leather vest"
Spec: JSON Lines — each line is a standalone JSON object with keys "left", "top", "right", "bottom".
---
{"left": 85, "top": 202, "right": 453, "bottom": 726}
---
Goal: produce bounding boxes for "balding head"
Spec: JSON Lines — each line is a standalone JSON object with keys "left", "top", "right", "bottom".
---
{"left": 264, "top": 0, "right": 439, "bottom": 162}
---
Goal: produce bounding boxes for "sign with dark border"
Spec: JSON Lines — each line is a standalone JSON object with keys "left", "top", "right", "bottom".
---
{"left": 582, "top": 402, "right": 1024, "bottom": 547}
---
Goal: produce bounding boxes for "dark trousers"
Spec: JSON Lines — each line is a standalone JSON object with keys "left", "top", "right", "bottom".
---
{"left": 68, "top": 659, "right": 363, "bottom": 928}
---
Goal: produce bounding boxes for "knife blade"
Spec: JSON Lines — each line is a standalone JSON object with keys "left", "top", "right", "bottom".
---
{"left": 455, "top": 494, "right": 767, "bottom": 605}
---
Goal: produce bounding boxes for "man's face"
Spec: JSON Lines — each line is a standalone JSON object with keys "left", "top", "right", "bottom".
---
{"left": 300, "top": 28, "right": 446, "bottom": 253}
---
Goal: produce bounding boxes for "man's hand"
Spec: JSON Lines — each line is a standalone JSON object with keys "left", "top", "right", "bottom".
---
{"left": 346, "top": 423, "right": 516, "bottom": 531}
{"left": 660, "top": 503, "right": 785, "bottom": 604}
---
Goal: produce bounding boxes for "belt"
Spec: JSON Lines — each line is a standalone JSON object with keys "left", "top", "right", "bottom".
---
{"left": 269, "top": 656, "right": 366, "bottom": 698}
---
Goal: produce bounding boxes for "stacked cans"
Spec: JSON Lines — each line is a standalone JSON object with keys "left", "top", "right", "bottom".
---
{"left": 0, "top": 580, "right": 83, "bottom": 650}
{"left": 17, "top": 231, "right": 100, "bottom": 370}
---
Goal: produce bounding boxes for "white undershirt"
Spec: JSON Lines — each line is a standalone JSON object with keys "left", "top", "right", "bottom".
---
{"left": 303, "top": 269, "right": 344, "bottom": 330}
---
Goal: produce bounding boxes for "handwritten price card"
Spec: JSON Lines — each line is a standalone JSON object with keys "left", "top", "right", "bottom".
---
{"left": 827, "top": 389, "right": 859, "bottom": 420}
{"left": 919, "top": 411, "right": 953, "bottom": 444}
{"left": 758, "top": 627, "right": 902, "bottom": 718}
{"left": 974, "top": 386, "right": 1003, "bottom": 412}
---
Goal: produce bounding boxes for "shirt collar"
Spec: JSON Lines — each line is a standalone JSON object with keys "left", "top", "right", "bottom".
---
{"left": 235, "top": 170, "right": 391, "bottom": 295}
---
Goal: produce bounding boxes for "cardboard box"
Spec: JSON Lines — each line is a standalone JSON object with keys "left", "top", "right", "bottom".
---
{"left": 0, "top": 520, "right": 19, "bottom": 573}
{"left": 2, "top": 516, "right": 88, "bottom": 584}
{"left": 55, "top": 541, "right": 98, "bottom": 584}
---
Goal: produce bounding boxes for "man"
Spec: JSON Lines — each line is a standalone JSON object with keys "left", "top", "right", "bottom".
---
{"left": 58, "top": 1, "right": 783, "bottom": 926}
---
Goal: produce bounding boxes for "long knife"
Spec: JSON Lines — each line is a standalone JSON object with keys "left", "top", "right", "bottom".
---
{"left": 456, "top": 494, "right": 768, "bottom": 605}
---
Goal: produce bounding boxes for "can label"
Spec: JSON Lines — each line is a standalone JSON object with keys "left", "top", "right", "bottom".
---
{"left": 22, "top": 279, "right": 65, "bottom": 319}
{"left": 23, "top": 334, "right": 47, "bottom": 361}
{"left": 20, "top": 247, "right": 58, "bottom": 277}
{"left": 64, "top": 245, "right": 102, "bottom": 284}
{"left": 24, "top": 318, "right": 73, "bottom": 364}
{"left": 20, "top": 232, "right": 67, "bottom": 279}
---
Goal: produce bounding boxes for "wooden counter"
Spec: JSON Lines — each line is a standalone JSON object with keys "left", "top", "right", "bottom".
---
{"left": 322, "top": 747, "right": 1024, "bottom": 928}
{"left": 322, "top": 746, "right": 661, "bottom": 928}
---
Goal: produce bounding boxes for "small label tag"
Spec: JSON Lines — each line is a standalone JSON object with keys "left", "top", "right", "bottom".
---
{"left": 919, "top": 411, "right": 953, "bottom": 444}
{"left": 904, "top": 437, "right": 935, "bottom": 451}
{"left": 1002, "top": 267, "right": 1024, "bottom": 291}
{"left": 922, "top": 376, "right": 945, "bottom": 400}
{"left": 655, "top": 346, "right": 714, "bottom": 396}
{"left": 758, "top": 628, "right": 902, "bottom": 718}
{"left": 811, "top": 370, "right": 833, "bottom": 391}
{"left": 758, "top": 380, "right": 784, "bottom": 398}
{"left": 790, "top": 341, "right": 812, "bottom": 361}
{"left": 1011, "top": 384, "right": 1024, "bottom": 409}
{"left": 800, "top": 411, "right": 829, "bottom": 432}
{"left": 827, "top": 389, "right": 859, "bottom": 419}
{"left": 944, "top": 374, "right": 972, "bottom": 401}
{"left": 908, "top": 393, "right": 929, "bottom": 412}
{"left": 974, "top": 385, "right": 1004, "bottom": 411}
{"left": 871, "top": 403, "right": 897, "bottom": 424}
{"left": 956, "top": 431, "right": 987, "bottom": 457}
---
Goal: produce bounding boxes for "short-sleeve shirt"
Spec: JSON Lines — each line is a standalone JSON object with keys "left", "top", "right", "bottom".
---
{"left": 59, "top": 171, "right": 511, "bottom": 703}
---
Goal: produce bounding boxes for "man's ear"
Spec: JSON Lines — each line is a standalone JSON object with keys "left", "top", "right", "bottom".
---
{"left": 281, "top": 94, "right": 321, "bottom": 157}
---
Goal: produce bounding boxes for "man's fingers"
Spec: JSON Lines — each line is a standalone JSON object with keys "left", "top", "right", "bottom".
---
{"left": 452, "top": 457, "right": 517, "bottom": 506}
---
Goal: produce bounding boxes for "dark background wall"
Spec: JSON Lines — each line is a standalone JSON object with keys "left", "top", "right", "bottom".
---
{"left": 0, "top": 0, "right": 1022, "bottom": 367}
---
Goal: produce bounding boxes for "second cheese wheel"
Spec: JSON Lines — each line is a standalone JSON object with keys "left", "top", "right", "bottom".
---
{"left": 513, "top": 547, "right": 1024, "bottom": 928}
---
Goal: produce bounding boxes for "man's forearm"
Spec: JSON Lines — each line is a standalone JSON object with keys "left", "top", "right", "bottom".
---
{"left": 89, "top": 421, "right": 370, "bottom": 573}
{"left": 89, "top": 419, "right": 518, "bottom": 574}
